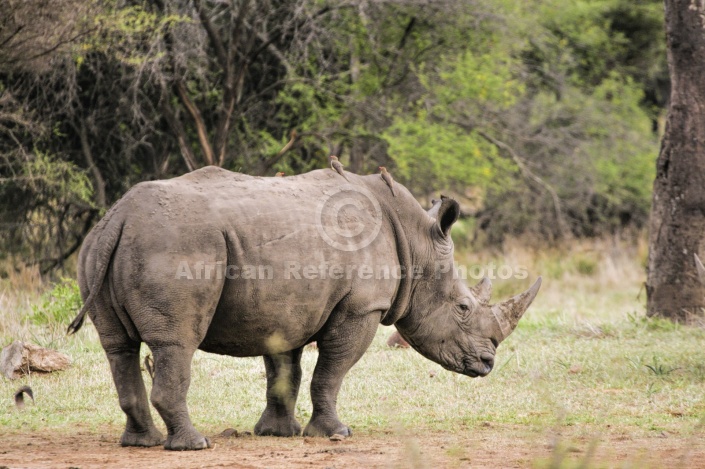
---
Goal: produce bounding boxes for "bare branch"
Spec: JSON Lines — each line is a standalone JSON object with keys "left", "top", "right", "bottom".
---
{"left": 175, "top": 81, "right": 215, "bottom": 166}
{"left": 475, "top": 129, "right": 570, "bottom": 238}
{"left": 256, "top": 130, "right": 299, "bottom": 175}
{"left": 159, "top": 88, "right": 198, "bottom": 172}
{"left": 0, "top": 25, "right": 24, "bottom": 50}
{"left": 77, "top": 122, "right": 106, "bottom": 208}
{"left": 194, "top": 0, "right": 228, "bottom": 71}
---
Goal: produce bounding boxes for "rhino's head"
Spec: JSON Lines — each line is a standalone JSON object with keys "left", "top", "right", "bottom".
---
{"left": 395, "top": 197, "right": 541, "bottom": 378}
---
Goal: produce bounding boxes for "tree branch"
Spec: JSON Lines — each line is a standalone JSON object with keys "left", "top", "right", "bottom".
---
{"left": 256, "top": 130, "right": 298, "bottom": 175}
{"left": 194, "top": 0, "right": 228, "bottom": 71}
{"left": 159, "top": 88, "right": 198, "bottom": 172}
{"left": 77, "top": 121, "right": 106, "bottom": 208}
{"left": 0, "top": 25, "right": 24, "bottom": 50}
{"left": 475, "top": 129, "right": 570, "bottom": 238}
{"left": 175, "top": 81, "right": 215, "bottom": 166}
{"left": 37, "top": 208, "right": 97, "bottom": 274}
{"left": 213, "top": 0, "right": 253, "bottom": 166}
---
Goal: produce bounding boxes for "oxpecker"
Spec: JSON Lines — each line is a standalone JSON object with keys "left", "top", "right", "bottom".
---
{"left": 329, "top": 155, "right": 349, "bottom": 181}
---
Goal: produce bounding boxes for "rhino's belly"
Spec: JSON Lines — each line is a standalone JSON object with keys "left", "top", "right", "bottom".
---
{"left": 198, "top": 307, "right": 325, "bottom": 357}
{"left": 198, "top": 276, "right": 346, "bottom": 357}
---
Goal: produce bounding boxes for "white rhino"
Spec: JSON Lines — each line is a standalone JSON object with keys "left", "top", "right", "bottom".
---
{"left": 69, "top": 166, "right": 541, "bottom": 450}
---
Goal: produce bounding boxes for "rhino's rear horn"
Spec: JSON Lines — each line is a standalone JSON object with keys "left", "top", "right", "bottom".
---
{"left": 695, "top": 254, "right": 705, "bottom": 285}
{"left": 470, "top": 277, "right": 492, "bottom": 304}
{"left": 491, "top": 277, "right": 542, "bottom": 341}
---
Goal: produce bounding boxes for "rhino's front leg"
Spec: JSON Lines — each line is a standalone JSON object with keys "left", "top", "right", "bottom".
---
{"left": 254, "top": 347, "right": 304, "bottom": 437}
{"left": 303, "top": 312, "right": 381, "bottom": 437}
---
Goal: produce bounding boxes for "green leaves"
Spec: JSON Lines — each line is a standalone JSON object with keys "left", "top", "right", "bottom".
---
{"left": 81, "top": 5, "right": 188, "bottom": 66}
{"left": 383, "top": 45, "right": 524, "bottom": 194}
{"left": 0, "top": 0, "right": 670, "bottom": 263}
{"left": 384, "top": 112, "right": 509, "bottom": 194}
{"left": 435, "top": 52, "right": 523, "bottom": 110}
{"left": 22, "top": 152, "right": 94, "bottom": 208}
{"left": 30, "top": 278, "right": 83, "bottom": 327}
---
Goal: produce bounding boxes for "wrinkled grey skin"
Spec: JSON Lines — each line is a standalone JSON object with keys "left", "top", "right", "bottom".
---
{"left": 70, "top": 166, "right": 541, "bottom": 450}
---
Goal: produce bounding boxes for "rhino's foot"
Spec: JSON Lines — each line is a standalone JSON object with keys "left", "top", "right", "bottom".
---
{"left": 254, "top": 415, "right": 302, "bottom": 437}
{"left": 120, "top": 427, "right": 165, "bottom": 447}
{"left": 164, "top": 429, "right": 211, "bottom": 451}
{"left": 303, "top": 418, "right": 352, "bottom": 438}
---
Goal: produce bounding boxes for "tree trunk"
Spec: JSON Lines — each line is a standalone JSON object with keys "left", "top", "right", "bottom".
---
{"left": 646, "top": 0, "right": 705, "bottom": 321}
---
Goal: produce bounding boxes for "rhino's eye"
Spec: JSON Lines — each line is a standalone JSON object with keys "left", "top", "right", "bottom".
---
{"left": 456, "top": 300, "right": 473, "bottom": 319}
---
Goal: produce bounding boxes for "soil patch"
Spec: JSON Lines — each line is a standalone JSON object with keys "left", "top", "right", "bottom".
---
{"left": 0, "top": 425, "right": 702, "bottom": 468}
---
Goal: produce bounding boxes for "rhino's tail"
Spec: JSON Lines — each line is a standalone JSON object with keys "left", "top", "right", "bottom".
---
{"left": 67, "top": 216, "right": 124, "bottom": 335}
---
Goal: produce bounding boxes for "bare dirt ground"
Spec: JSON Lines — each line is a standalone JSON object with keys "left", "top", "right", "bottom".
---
{"left": 1, "top": 425, "right": 703, "bottom": 469}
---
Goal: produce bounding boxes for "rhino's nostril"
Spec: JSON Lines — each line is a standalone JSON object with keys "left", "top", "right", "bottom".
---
{"left": 480, "top": 353, "right": 494, "bottom": 371}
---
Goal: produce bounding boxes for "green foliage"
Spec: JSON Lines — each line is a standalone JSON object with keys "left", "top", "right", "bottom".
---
{"left": 384, "top": 114, "right": 503, "bottom": 192}
{"left": 524, "top": 72, "right": 656, "bottom": 235}
{"left": 378, "top": 0, "right": 662, "bottom": 241}
{"left": 384, "top": 49, "right": 523, "bottom": 193}
{"left": 434, "top": 52, "right": 523, "bottom": 109}
{"left": 450, "top": 218, "right": 475, "bottom": 250}
{"left": 479, "top": 21, "right": 660, "bottom": 239}
{"left": 0, "top": 150, "right": 95, "bottom": 267}
{"left": 527, "top": 0, "right": 666, "bottom": 91}
{"left": 589, "top": 75, "right": 657, "bottom": 225}
{"left": 23, "top": 151, "right": 94, "bottom": 207}
{"left": 30, "top": 278, "right": 82, "bottom": 326}
{"left": 644, "top": 355, "right": 679, "bottom": 378}
{"left": 0, "top": 0, "right": 670, "bottom": 263}
{"left": 575, "top": 254, "right": 598, "bottom": 276}
{"left": 82, "top": 5, "right": 188, "bottom": 66}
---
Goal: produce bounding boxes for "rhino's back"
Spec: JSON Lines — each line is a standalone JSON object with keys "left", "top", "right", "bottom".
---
{"left": 118, "top": 167, "right": 397, "bottom": 259}
{"left": 122, "top": 166, "right": 352, "bottom": 225}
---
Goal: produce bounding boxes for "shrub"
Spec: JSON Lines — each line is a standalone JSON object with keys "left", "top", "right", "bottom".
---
{"left": 30, "top": 278, "right": 82, "bottom": 326}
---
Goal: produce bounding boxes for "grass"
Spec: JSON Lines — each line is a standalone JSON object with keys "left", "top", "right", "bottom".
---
{"left": 1, "top": 238, "right": 704, "bottom": 463}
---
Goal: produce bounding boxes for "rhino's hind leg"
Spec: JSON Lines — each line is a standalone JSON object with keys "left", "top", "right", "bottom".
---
{"left": 303, "top": 312, "right": 381, "bottom": 437}
{"left": 106, "top": 345, "right": 165, "bottom": 447}
{"left": 93, "top": 292, "right": 163, "bottom": 447}
{"left": 254, "top": 347, "right": 304, "bottom": 437}
{"left": 149, "top": 345, "right": 210, "bottom": 450}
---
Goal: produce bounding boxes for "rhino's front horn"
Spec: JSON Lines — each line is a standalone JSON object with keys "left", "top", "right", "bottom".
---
{"left": 695, "top": 254, "right": 705, "bottom": 285}
{"left": 470, "top": 277, "right": 492, "bottom": 304}
{"left": 491, "top": 277, "right": 542, "bottom": 341}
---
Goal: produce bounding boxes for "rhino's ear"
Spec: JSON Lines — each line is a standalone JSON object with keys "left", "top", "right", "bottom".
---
{"left": 436, "top": 197, "right": 460, "bottom": 237}
{"left": 427, "top": 197, "right": 443, "bottom": 219}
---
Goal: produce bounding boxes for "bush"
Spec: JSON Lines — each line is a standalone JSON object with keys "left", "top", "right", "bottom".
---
{"left": 30, "top": 278, "right": 82, "bottom": 326}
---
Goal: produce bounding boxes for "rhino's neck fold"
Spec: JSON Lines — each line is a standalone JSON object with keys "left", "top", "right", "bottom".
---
{"left": 379, "top": 204, "right": 415, "bottom": 326}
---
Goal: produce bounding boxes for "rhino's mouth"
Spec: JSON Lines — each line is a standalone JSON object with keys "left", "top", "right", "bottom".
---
{"left": 439, "top": 358, "right": 485, "bottom": 378}
{"left": 461, "top": 358, "right": 490, "bottom": 378}
{"left": 436, "top": 349, "right": 489, "bottom": 378}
